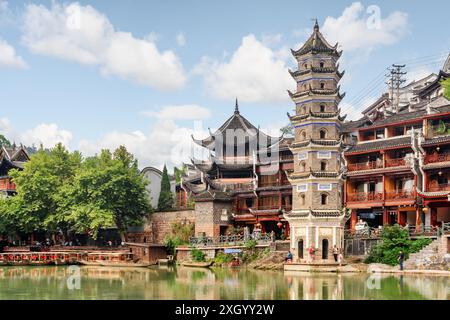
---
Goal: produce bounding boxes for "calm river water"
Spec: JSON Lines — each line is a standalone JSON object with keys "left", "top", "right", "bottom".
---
{"left": 0, "top": 266, "right": 448, "bottom": 300}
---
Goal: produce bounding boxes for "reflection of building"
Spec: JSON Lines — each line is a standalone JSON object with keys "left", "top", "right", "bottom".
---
{"left": 283, "top": 20, "right": 347, "bottom": 262}
{"left": 184, "top": 100, "right": 294, "bottom": 238}
{"left": 0, "top": 145, "right": 29, "bottom": 197}
{"left": 342, "top": 57, "right": 450, "bottom": 231}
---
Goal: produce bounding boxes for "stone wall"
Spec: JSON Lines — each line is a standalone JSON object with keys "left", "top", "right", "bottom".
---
{"left": 145, "top": 210, "right": 195, "bottom": 244}
{"left": 194, "top": 200, "right": 233, "bottom": 237}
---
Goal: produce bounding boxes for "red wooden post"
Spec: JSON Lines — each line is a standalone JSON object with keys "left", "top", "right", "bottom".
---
{"left": 350, "top": 210, "right": 357, "bottom": 230}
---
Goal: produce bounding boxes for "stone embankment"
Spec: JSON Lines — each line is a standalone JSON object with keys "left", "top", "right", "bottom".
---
{"left": 404, "top": 238, "right": 449, "bottom": 271}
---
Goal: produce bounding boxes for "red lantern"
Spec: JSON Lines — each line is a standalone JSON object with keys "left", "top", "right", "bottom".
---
{"left": 277, "top": 222, "right": 283, "bottom": 229}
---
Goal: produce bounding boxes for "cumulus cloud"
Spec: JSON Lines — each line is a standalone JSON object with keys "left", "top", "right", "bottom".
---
{"left": 22, "top": 2, "right": 186, "bottom": 90}
{"left": 20, "top": 123, "right": 73, "bottom": 147}
{"left": 176, "top": 32, "right": 186, "bottom": 46}
{"left": 194, "top": 34, "right": 294, "bottom": 103}
{"left": 79, "top": 119, "right": 209, "bottom": 169}
{"left": 142, "top": 104, "right": 211, "bottom": 120}
{"left": 322, "top": 2, "right": 409, "bottom": 54}
{"left": 0, "top": 119, "right": 73, "bottom": 148}
{"left": 0, "top": 40, "right": 27, "bottom": 69}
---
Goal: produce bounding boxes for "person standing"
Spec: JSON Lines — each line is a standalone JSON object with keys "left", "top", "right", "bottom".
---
{"left": 308, "top": 245, "right": 316, "bottom": 263}
{"left": 398, "top": 250, "right": 405, "bottom": 271}
{"left": 338, "top": 249, "right": 344, "bottom": 266}
{"left": 332, "top": 245, "right": 339, "bottom": 262}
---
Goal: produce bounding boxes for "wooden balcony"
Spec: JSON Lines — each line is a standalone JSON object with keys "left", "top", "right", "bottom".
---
{"left": 428, "top": 183, "right": 450, "bottom": 192}
{"left": 424, "top": 152, "right": 450, "bottom": 164}
{"left": 385, "top": 190, "right": 415, "bottom": 200}
{"left": 385, "top": 158, "right": 406, "bottom": 167}
{"left": 347, "top": 192, "right": 383, "bottom": 202}
{"left": 347, "top": 160, "right": 382, "bottom": 172}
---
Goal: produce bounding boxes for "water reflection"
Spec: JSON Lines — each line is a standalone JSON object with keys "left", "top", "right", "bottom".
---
{"left": 0, "top": 266, "right": 448, "bottom": 300}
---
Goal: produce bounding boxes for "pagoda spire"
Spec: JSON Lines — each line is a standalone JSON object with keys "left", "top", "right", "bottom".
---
{"left": 234, "top": 98, "right": 239, "bottom": 114}
{"left": 313, "top": 18, "right": 319, "bottom": 32}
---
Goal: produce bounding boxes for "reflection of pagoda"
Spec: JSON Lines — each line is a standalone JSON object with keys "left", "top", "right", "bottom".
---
{"left": 186, "top": 100, "right": 294, "bottom": 238}
{"left": 284, "top": 20, "right": 348, "bottom": 263}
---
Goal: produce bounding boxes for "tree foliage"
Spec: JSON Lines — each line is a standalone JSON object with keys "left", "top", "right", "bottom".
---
{"left": 0, "top": 134, "right": 11, "bottom": 148}
{"left": 365, "top": 224, "right": 432, "bottom": 266}
{"left": 158, "top": 164, "right": 174, "bottom": 211}
{"left": 442, "top": 78, "right": 450, "bottom": 99}
{"left": 0, "top": 144, "right": 151, "bottom": 240}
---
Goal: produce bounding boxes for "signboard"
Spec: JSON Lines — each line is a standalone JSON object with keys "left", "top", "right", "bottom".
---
{"left": 224, "top": 249, "right": 242, "bottom": 254}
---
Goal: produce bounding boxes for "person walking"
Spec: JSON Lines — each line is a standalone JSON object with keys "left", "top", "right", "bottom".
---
{"left": 398, "top": 250, "right": 405, "bottom": 271}
{"left": 332, "top": 245, "right": 339, "bottom": 262}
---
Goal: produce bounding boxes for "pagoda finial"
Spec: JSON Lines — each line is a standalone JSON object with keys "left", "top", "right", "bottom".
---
{"left": 234, "top": 98, "right": 239, "bottom": 114}
{"left": 313, "top": 18, "right": 319, "bottom": 32}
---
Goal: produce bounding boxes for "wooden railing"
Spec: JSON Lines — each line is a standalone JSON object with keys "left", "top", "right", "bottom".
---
{"left": 347, "top": 160, "right": 383, "bottom": 172}
{"left": 385, "top": 158, "right": 406, "bottom": 167}
{"left": 428, "top": 183, "right": 450, "bottom": 192}
{"left": 424, "top": 152, "right": 450, "bottom": 164}
{"left": 385, "top": 190, "right": 415, "bottom": 200}
{"left": 347, "top": 192, "right": 383, "bottom": 202}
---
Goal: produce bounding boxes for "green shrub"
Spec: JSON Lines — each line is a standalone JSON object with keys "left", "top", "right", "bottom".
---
{"left": 214, "top": 252, "right": 234, "bottom": 265}
{"left": 365, "top": 224, "right": 432, "bottom": 266}
{"left": 244, "top": 239, "right": 257, "bottom": 250}
{"left": 162, "top": 221, "right": 195, "bottom": 255}
{"left": 190, "top": 248, "right": 206, "bottom": 262}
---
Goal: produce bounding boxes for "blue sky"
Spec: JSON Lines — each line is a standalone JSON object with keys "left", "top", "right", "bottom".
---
{"left": 0, "top": 0, "right": 449, "bottom": 169}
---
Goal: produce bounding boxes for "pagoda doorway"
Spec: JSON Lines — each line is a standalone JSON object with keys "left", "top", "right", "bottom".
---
{"left": 298, "top": 240, "right": 304, "bottom": 259}
{"left": 322, "top": 239, "right": 329, "bottom": 260}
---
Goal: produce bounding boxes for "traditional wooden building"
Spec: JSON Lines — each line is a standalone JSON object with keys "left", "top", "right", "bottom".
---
{"left": 182, "top": 100, "right": 294, "bottom": 238}
{"left": 343, "top": 60, "right": 450, "bottom": 231}
{"left": 283, "top": 20, "right": 348, "bottom": 262}
{"left": 0, "top": 145, "right": 29, "bottom": 197}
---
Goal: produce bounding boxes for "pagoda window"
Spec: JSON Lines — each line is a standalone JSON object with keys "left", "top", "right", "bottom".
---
{"left": 319, "top": 129, "right": 327, "bottom": 139}
{"left": 375, "top": 129, "right": 385, "bottom": 139}
{"left": 319, "top": 61, "right": 325, "bottom": 68}
{"left": 300, "top": 194, "right": 306, "bottom": 205}
{"left": 300, "top": 130, "right": 307, "bottom": 140}
{"left": 320, "top": 104, "right": 326, "bottom": 112}
{"left": 300, "top": 161, "right": 306, "bottom": 172}
{"left": 320, "top": 161, "right": 327, "bottom": 171}
{"left": 321, "top": 193, "right": 328, "bottom": 205}
{"left": 303, "top": 63, "right": 308, "bottom": 69}
{"left": 320, "top": 82, "right": 325, "bottom": 89}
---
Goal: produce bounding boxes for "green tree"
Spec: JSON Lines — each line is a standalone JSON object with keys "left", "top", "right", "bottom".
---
{"left": 158, "top": 164, "right": 173, "bottom": 211}
{"left": 0, "top": 134, "right": 11, "bottom": 148}
{"left": 64, "top": 147, "right": 151, "bottom": 240}
{"left": 4, "top": 144, "right": 82, "bottom": 235}
{"left": 442, "top": 78, "right": 450, "bottom": 99}
{"left": 365, "top": 224, "right": 432, "bottom": 265}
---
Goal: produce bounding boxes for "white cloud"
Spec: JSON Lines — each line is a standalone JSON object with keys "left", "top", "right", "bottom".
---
{"left": 322, "top": 2, "right": 409, "bottom": 54}
{"left": 79, "top": 119, "right": 209, "bottom": 169}
{"left": 176, "top": 32, "right": 186, "bottom": 47}
{"left": 20, "top": 123, "right": 73, "bottom": 147}
{"left": 0, "top": 40, "right": 28, "bottom": 69}
{"left": 194, "top": 34, "right": 294, "bottom": 103}
{"left": 142, "top": 104, "right": 211, "bottom": 120}
{"left": 22, "top": 2, "right": 186, "bottom": 90}
{"left": 261, "top": 33, "right": 282, "bottom": 47}
{"left": 0, "top": 119, "right": 73, "bottom": 148}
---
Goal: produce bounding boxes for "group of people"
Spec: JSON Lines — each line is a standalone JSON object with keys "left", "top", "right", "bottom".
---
{"left": 285, "top": 244, "right": 344, "bottom": 265}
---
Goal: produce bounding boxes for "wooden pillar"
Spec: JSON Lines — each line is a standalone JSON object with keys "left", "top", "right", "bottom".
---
{"left": 278, "top": 191, "right": 282, "bottom": 209}
{"left": 383, "top": 208, "right": 388, "bottom": 226}
{"left": 415, "top": 207, "right": 421, "bottom": 228}
{"left": 430, "top": 207, "right": 438, "bottom": 227}
{"left": 350, "top": 210, "right": 357, "bottom": 229}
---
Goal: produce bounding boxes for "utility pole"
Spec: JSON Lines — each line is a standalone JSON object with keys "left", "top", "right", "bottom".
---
{"left": 386, "top": 64, "right": 406, "bottom": 113}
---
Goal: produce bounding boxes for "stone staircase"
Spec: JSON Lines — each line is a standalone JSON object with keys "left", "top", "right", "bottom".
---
{"left": 404, "top": 239, "right": 443, "bottom": 270}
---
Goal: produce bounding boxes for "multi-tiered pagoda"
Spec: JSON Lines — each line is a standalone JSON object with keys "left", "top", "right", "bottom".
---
{"left": 284, "top": 21, "right": 348, "bottom": 262}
